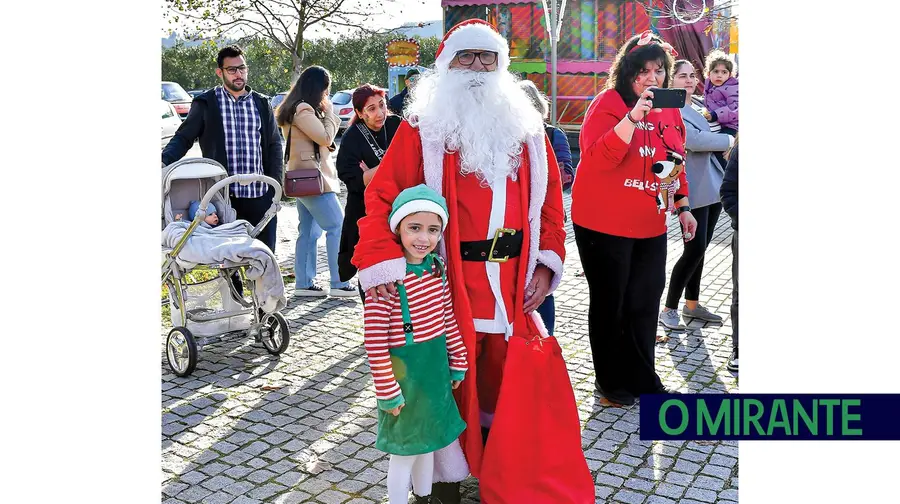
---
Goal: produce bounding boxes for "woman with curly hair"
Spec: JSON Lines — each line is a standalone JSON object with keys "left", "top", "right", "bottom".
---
{"left": 571, "top": 31, "right": 697, "bottom": 405}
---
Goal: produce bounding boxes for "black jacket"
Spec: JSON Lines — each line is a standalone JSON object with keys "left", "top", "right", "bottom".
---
{"left": 162, "top": 87, "right": 283, "bottom": 192}
{"left": 388, "top": 88, "right": 409, "bottom": 116}
{"left": 720, "top": 142, "right": 738, "bottom": 230}
{"left": 335, "top": 116, "right": 402, "bottom": 281}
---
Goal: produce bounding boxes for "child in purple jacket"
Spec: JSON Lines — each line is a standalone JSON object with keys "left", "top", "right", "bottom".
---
{"left": 703, "top": 50, "right": 738, "bottom": 135}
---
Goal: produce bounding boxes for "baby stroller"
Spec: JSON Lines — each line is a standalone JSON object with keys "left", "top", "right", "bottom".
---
{"left": 161, "top": 158, "right": 290, "bottom": 377}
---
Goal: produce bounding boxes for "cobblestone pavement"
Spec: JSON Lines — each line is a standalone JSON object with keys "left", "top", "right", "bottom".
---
{"left": 162, "top": 174, "right": 739, "bottom": 503}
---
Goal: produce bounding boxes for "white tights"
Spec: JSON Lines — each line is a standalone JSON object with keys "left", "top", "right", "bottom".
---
{"left": 387, "top": 451, "right": 434, "bottom": 504}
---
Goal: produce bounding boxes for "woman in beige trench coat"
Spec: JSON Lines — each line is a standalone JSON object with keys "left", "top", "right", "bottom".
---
{"left": 276, "top": 66, "right": 357, "bottom": 298}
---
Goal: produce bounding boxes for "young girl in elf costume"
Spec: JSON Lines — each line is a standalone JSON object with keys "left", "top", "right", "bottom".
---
{"left": 362, "top": 184, "right": 468, "bottom": 504}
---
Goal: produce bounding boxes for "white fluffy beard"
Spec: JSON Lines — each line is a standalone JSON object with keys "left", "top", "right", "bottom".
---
{"left": 407, "top": 68, "right": 544, "bottom": 184}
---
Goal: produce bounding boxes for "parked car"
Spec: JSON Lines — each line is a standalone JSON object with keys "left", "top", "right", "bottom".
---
{"left": 270, "top": 92, "right": 288, "bottom": 111}
{"left": 330, "top": 90, "right": 354, "bottom": 134}
{"left": 161, "top": 100, "right": 182, "bottom": 150}
{"left": 162, "top": 81, "right": 193, "bottom": 119}
{"left": 267, "top": 92, "right": 289, "bottom": 140}
{"left": 268, "top": 91, "right": 351, "bottom": 135}
{"left": 187, "top": 89, "right": 206, "bottom": 98}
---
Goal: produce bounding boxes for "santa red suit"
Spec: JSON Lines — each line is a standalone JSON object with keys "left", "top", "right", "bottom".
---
{"left": 351, "top": 19, "right": 570, "bottom": 492}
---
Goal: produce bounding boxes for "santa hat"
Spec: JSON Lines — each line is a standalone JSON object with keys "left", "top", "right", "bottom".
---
{"left": 434, "top": 19, "right": 510, "bottom": 72}
{"left": 389, "top": 184, "right": 449, "bottom": 234}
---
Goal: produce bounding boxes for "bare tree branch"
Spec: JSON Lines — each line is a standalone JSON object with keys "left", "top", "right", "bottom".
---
{"left": 635, "top": 0, "right": 739, "bottom": 26}
{"left": 215, "top": 21, "right": 267, "bottom": 40}
{"left": 250, "top": 0, "right": 291, "bottom": 33}
{"left": 307, "top": 0, "right": 353, "bottom": 25}
{"left": 322, "top": 8, "right": 369, "bottom": 17}
{"left": 164, "top": 0, "right": 396, "bottom": 80}
{"left": 216, "top": 16, "right": 272, "bottom": 33}
{"left": 249, "top": 0, "right": 293, "bottom": 46}
{"left": 266, "top": 0, "right": 302, "bottom": 16}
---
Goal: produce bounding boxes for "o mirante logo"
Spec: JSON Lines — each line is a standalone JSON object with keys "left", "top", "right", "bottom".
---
{"left": 658, "top": 397, "right": 861, "bottom": 437}
{"left": 638, "top": 394, "right": 900, "bottom": 441}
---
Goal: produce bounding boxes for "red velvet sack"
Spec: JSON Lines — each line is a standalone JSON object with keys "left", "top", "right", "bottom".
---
{"left": 478, "top": 313, "right": 594, "bottom": 504}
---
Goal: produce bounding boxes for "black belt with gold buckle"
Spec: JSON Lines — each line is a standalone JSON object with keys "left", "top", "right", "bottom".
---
{"left": 460, "top": 228, "right": 523, "bottom": 263}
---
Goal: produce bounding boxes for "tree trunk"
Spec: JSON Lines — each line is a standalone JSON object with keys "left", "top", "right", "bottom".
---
{"left": 291, "top": 54, "right": 302, "bottom": 84}
{"left": 291, "top": 27, "right": 305, "bottom": 84}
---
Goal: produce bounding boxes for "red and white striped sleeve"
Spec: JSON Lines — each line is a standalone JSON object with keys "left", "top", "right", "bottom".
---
{"left": 441, "top": 279, "right": 468, "bottom": 381}
{"left": 363, "top": 291, "right": 405, "bottom": 410}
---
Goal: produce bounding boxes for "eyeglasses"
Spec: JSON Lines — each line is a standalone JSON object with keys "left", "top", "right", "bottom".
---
{"left": 455, "top": 51, "right": 498, "bottom": 66}
{"left": 222, "top": 65, "right": 249, "bottom": 75}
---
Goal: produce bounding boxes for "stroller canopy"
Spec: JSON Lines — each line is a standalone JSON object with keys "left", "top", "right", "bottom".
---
{"left": 162, "top": 158, "right": 237, "bottom": 228}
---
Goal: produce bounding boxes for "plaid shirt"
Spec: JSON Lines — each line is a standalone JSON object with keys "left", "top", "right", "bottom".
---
{"left": 216, "top": 86, "right": 266, "bottom": 198}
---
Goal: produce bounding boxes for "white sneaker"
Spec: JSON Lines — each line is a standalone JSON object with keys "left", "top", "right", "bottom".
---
{"left": 727, "top": 350, "right": 739, "bottom": 372}
{"left": 293, "top": 284, "right": 326, "bottom": 297}
{"left": 329, "top": 285, "right": 359, "bottom": 298}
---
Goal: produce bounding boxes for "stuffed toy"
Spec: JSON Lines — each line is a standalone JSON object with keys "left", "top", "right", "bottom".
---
{"left": 652, "top": 151, "right": 684, "bottom": 214}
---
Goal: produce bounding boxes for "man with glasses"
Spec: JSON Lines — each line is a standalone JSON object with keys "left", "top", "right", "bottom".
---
{"left": 162, "top": 45, "right": 283, "bottom": 252}
{"left": 352, "top": 19, "right": 584, "bottom": 503}
{"left": 388, "top": 68, "right": 420, "bottom": 117}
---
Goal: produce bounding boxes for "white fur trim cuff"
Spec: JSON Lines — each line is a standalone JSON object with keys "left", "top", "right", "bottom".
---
{"left": 435, "top": 24, "right": 510, "bottom": 72}
{"left": 537, "top": 249, "right": 564, "bottom": 295}
{"left": 432, "top": 439, "right": 470, "bottom": 483}
{"left": 357, "top": 257, "right": 407, "bottom": 292}
{"left": 389, "top": 201, "right": 449, "bottom": 233}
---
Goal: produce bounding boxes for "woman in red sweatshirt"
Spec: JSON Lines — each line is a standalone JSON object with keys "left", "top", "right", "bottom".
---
{"left": 572, "top": 31, "right": 698, "bottom": 405}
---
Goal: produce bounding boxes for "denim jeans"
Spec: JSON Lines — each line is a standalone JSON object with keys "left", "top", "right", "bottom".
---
{"left": 535, "top": 294, "right": 555, "bottom": 336}
{"left": 295, "top": 192, "right": 349, "bottom": 289}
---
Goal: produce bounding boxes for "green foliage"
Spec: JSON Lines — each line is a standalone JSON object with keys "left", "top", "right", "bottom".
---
{"left": 240, "top": 38, "right": 294, "bottom": 97}
{"left": 162, "top": 33, "right": 439, "bottom": 97}
{"left": 160, "top": 41, "right": 219, "bottom": 90}
{"left": 161, "top": 38, "right": 293, "bottom": 97}
{"left": 418, "top": 36, "right": 439, "bottom": 68}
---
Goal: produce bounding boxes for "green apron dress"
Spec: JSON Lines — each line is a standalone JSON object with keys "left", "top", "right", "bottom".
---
{"left": 375, "top": 258, "right": 467, "bottom": 456}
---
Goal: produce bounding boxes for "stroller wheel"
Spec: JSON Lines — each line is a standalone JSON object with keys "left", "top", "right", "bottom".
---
{"left": 166, "top": 327, "right": 198, "bottom": 377}
{"left": 260, "top": 312, "right": 290, "bottom": 355}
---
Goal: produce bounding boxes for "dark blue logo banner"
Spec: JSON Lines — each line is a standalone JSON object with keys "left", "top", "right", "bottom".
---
{"left": 639, "top": 394, "right": 900, "bottom": 440}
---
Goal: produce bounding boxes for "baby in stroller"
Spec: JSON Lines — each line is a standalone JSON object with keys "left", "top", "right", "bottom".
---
{"left": 163, "top": 196, "right": 286, "bottom": 315}
{"left": 175, "top": 200, "right": 220, "bottom": 227}
{"left": 162, "top": 158, "right": 290, "bottom": 377}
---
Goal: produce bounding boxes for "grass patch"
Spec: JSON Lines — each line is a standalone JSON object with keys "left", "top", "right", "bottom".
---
{"left": 161, "top": 267, "right": 223, "bottom": 329}
{"left": 160, "top": 265, "right": 296, "bottom": 330}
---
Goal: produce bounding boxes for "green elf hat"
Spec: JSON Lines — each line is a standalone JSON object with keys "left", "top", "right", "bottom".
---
{"left": 389, "top": 184, "right": 449, "bottom": 234}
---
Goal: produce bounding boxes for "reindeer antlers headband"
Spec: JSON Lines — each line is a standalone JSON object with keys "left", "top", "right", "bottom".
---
{"left": 628, "top": 30, "right": 679, "bottom": 58}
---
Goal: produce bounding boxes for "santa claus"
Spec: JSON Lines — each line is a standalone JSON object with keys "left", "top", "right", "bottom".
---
{"left": 352, "top": 19, "right": 590, "bottom": 503}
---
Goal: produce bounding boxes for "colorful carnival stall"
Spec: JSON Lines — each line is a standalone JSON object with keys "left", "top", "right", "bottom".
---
{"left": 441, "top": 0, "right": 737, "bottom": 131}
{"left": 385, "top": 38, "right": 428, "bottom": 98}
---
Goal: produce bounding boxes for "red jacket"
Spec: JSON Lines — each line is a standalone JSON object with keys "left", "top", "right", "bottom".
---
{"left": 351, "top": 121, "right": 567, "bottom": 477}
{"left": 572, "top": 89, "right": 688, "bottom": 238}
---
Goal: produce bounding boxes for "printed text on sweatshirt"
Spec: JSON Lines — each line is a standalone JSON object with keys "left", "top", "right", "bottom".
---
{"left": 363, "top": 267, "right": 468, "bottom": 410}
{"left": 572, "top": 88, "right": 688, "bottom": 238}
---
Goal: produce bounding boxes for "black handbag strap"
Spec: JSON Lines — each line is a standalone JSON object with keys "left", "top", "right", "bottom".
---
{"left": 356, "top": 122, "right": 385, "bottom": 161}
{"left": 284, "top": 126, "right": 292, "bottom": 165}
